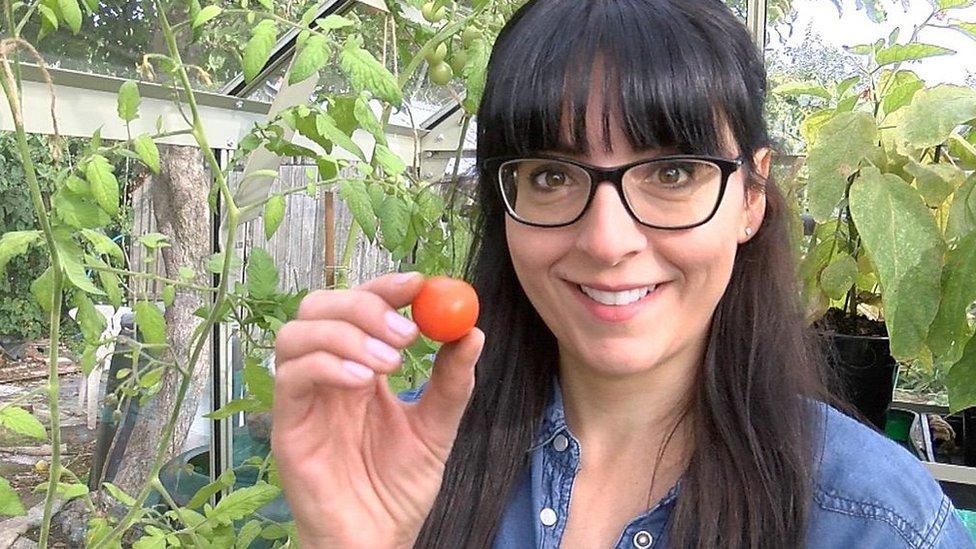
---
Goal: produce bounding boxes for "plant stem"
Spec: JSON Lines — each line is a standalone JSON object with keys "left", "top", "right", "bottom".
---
{"left": 0, "top": 46, "right": 65, "bottom": 549}
{"left": 336, "top": 222, "right": 361, "bottom": 289}
{"left": 87, "top": 264, "right": 216, "bottom": 293}
{"left": 89, "top": 2, "right": 243, "bottom": 545}
{"left": 151, "top": 478, "right": 204, "bottom": 546}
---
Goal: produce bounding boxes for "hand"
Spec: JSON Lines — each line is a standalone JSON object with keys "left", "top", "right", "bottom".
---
{"left": 271, "top": 272, "right": 485, "bottom": 548}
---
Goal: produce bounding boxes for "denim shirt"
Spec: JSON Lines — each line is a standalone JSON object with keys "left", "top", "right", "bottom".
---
{"left": 398, "top": 381, "right": 974, "bottom": 548}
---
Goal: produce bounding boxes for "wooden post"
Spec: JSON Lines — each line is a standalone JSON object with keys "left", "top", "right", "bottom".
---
{"left": 324, "top": 190, "right": 335, "bottom": 289}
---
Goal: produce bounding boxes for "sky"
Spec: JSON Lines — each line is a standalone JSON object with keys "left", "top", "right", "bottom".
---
{"left": 767, "top": 0, "right": 976, "bottom": 85}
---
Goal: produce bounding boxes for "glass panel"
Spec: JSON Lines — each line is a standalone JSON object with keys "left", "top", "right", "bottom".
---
{"left": 25, "top": 0, "right": 319, "bottom": 92}
{"left": 765, "top": 0, "right": 976, "bottom": 154}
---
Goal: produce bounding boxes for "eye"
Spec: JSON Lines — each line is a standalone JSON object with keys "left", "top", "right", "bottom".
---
{"left": 649, "top": 163, "right": 694, "bottom": 187}
{"left": 530, "top": 167, "right": 573, "bottom": 189}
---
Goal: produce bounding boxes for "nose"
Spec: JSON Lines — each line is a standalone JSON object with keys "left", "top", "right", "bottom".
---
{"left": 573, "top": 180, "right": 647, "bottom": 265}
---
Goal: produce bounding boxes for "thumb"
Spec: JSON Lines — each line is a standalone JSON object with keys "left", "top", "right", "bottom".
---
{"left": 411, "top": 327, "right": 485, "bottom": 455}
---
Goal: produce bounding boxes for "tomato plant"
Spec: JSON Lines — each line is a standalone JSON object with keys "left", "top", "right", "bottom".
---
{"left": 411, "top": 276, "right": 479, "bottom": 343}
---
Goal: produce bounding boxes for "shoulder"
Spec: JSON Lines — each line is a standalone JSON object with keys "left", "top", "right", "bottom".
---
{"left": 806, "top": 402, "right": 972, "bottom": 548}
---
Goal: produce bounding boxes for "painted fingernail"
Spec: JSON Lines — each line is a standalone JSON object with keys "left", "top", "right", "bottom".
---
{"left": 385, "top": 310, "right": 417, "bottom": 337}
{"left": 365, "top": 336, "right": 401, "bottom": 364}
{"left": 342, "top": 360, "right": 374, "bottom": 380}
{"left": 394, "top": 271, "right": 420, "bottom": 284}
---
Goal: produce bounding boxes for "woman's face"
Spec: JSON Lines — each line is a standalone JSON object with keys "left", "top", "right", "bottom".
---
{"left": 505, "top": 94, "right": 768, "bottom": 381}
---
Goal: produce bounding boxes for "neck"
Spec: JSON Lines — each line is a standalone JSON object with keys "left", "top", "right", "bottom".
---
{"left": 557, "top": 345, "right": 700, "bottom": 466}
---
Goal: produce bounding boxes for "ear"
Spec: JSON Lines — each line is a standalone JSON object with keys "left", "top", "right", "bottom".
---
{"left": 737, "top": 147, "right": 770, "bottom": 244}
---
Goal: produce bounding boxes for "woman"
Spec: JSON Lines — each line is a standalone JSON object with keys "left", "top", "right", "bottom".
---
{"left": 271, "top": 1, "right": 972, "bottom": 547}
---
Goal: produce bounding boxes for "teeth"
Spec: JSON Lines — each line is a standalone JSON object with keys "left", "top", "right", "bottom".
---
{"left": 579, "top": 284, "right": 655, "bottom": 306}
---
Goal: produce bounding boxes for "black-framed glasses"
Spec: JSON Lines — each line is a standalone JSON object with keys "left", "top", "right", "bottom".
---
{"left": 483, "top": 154, "right": 743, "bottom": 230}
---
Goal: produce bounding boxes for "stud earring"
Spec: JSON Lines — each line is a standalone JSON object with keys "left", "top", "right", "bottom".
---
{"left": 744, "top": 227, "right": 753, "bottom": 236}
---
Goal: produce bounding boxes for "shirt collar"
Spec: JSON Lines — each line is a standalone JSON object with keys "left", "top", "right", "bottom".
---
{"left": 530, "top": 376, "right": 569, "bottom": 450}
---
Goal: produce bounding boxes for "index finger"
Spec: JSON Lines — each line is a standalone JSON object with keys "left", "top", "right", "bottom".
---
{"left": 297, "top": 271, "right": 425, "bottom": 320}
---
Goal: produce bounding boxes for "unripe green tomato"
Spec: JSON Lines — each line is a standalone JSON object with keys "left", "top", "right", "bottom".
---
{"left": 462, "top": 27, "right": 481, "bottom": 47}
{"left": 425, "top": 42, "right": 448, "bottom": 65}
{"left": 422, "top": 2, "right": 446, "bottom": 22}
{"left": 428, "top": 62, "right": 453, "bottom": 86}
{"left": 450, "top": 49, "right": 468, "bottom": 73}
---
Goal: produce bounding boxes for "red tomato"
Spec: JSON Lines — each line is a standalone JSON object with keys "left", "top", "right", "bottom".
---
{"left": 410, "top": 276, "right": 479, "bottom": 343}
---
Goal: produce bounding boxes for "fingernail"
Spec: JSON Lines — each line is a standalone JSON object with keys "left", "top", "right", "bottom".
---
{"left": 394, "top": 271, "right": 419, "bottom": 284}
{"left": 342, "top": 360, "right": 374, "bottom": 380}
{"left": 365, "top": 336, "right": 401, "bottom": 364}
{"left": 385, "top": 310, "right": 417, "bottom": 337}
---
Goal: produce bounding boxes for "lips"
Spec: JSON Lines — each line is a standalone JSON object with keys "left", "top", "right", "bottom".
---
{"left": 564, "top": 279, "right": 667, "bottom": 323}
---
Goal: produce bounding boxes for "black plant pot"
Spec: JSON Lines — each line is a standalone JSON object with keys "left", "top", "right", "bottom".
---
{"left": 821, "top": 331, "right": 899, "bottom": 431}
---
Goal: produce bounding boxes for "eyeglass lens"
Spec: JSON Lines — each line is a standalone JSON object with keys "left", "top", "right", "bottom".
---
{"left": 498, "top": 158, "right": 724, "bottom": 227}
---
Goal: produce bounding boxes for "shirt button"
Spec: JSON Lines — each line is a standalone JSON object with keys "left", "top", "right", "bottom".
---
{"left": 552, "top": 434, "right": 569, "bottom": 452}
{"left": 632, "top": 530, "right": 653, "bottom": 548}
{"left": 539, "top": 507, "right": 558, "bottom": 527}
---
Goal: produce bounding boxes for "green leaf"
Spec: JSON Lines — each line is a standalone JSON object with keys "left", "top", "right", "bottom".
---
{"left": 316, "top": 114, "right": 365, "bottom": 161}
{"left": 338, "top": 179, "right": 377, "bottom": 241}
{"left": 138, "top": 232, "right": 170, "bottom": 249}
{"left": 138, "top": 367, "right": 165, "bottom": 388}
{"left": 378, "top": 194, "right": 411, "bottom": 253}
{"left": 904, "top": 161, "right": 965, "bottom": 207}
{"left": 244, "top": 358, "right": 274, "bottom": 407}
{"left": 86, "top": 155, "right": 120, "bottom": 216}
{"left": 929, "top": 231, "right": 976, "bottom": 362}
{"left": 373, "top": 144, "right": 405, "bottom": 176}
{"left": 37, "top": 4, "right": 58, "bottom": 30}
{"left": 354, "top": 93, "right": 386, "bottom": 146}
{"left": 246, "top": 248, "right": 278, "bottom": 299}
{"left": 117, "top": 81, "right": 140, "bottom": 122}
{"left": 236, "top": 519, "right": 264, "bottom": 549}
{"left": 54, "top": 234, "right": 103, "bottom": 295}
{"left": 950, "top": 19, "right": 976, "bottom": 40}
{"left": 289, "top": 34, "right": 330, "bottom": 84}
{"left": 948, "top": 335, "right": 976, "bottom": 413}
{"left": 101, "top": 482, "right": 136, "bottom": 506}
{"left": 263, "top": 194, "right": 286, "bottom": 240}
{"left": 207, "top": 482, "right": 280, "bottom": 523}
{"left": 206, "top": 252, "right": 242, "bottom": 274}
{"left": 34, "top": 481, "right": 89, "bottom": 500}
{"left": 0, "top": 477, "right": 25, "bottom": 517}
{"left": 30, "top": 267, "right": 54, "bottom": 314}
{"left": 316, "top": 14, "right": 354, "bottom": 30}
{"left": 461, "top": 38, "right": 489, "bottom": 114}
{"left": 819, "top": 254, "right": 857, "bottom": 300}
{"left": 187, "top": 469, "right": 235, "bottom": 510}
{"left": 89, "top": 256, "right": 122, "bottom": 308}
{"left": 162, "top": 285, "right": 175, "bottom": 308}
{"left": 133, "top": 134, "right": 160, "bottom": 174}
{"left": 75, "top": 293, "right": 106, "bottom": 344}
{"left": 0, "top": 406, "right": 46, "bottom": 440}
{"left": 897, "top": 85, "right": 976, "bottom": 149}
{"left": 53, "top": 188, "right": 110, "bottom": 229}
{"left": 339, "top": 37, "right": 401, "bottom": 106}
{"left": 80, "top": 229, "right": 124, "bottom": 262}
{"left": 938, "top": 0, "right": 974, "bottom": 9}
{"left": 947, "top": 174, "right": 976, "bottom": 241}
{"left": 205, "top": 398, "right": 263, "bottom": 420}
{"left": 849, "top": 167, "right": 944, "bottom": 360}
{"left": 874, "top": 43, "right": 954, "bottom": 66}
{"left": 57, "top": 0, "right": 82, "bottom": 33}
{"left": 879, "top": 70, "right": 923, "bottom": 115}
{"left": 192, "top": 4, "right": 221, "bottom": 28}
{"left": 806, "top": 111, "right": 878, "bottom": 221}
{"left": 0, "top": 230, "right": 41, "bottom": 276}
{"left": 771, "top": 81, "right": 831, "bottom": 100}
{"left": 243, "top": 19, "right": 277, "bottom": 83}
{"left": 134, "top": 301, "right": 166, "bottom": 345}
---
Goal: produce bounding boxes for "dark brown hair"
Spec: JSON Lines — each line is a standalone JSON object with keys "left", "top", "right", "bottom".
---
{"left": 416, "top": 1, "right": 835, "bottom": 546}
